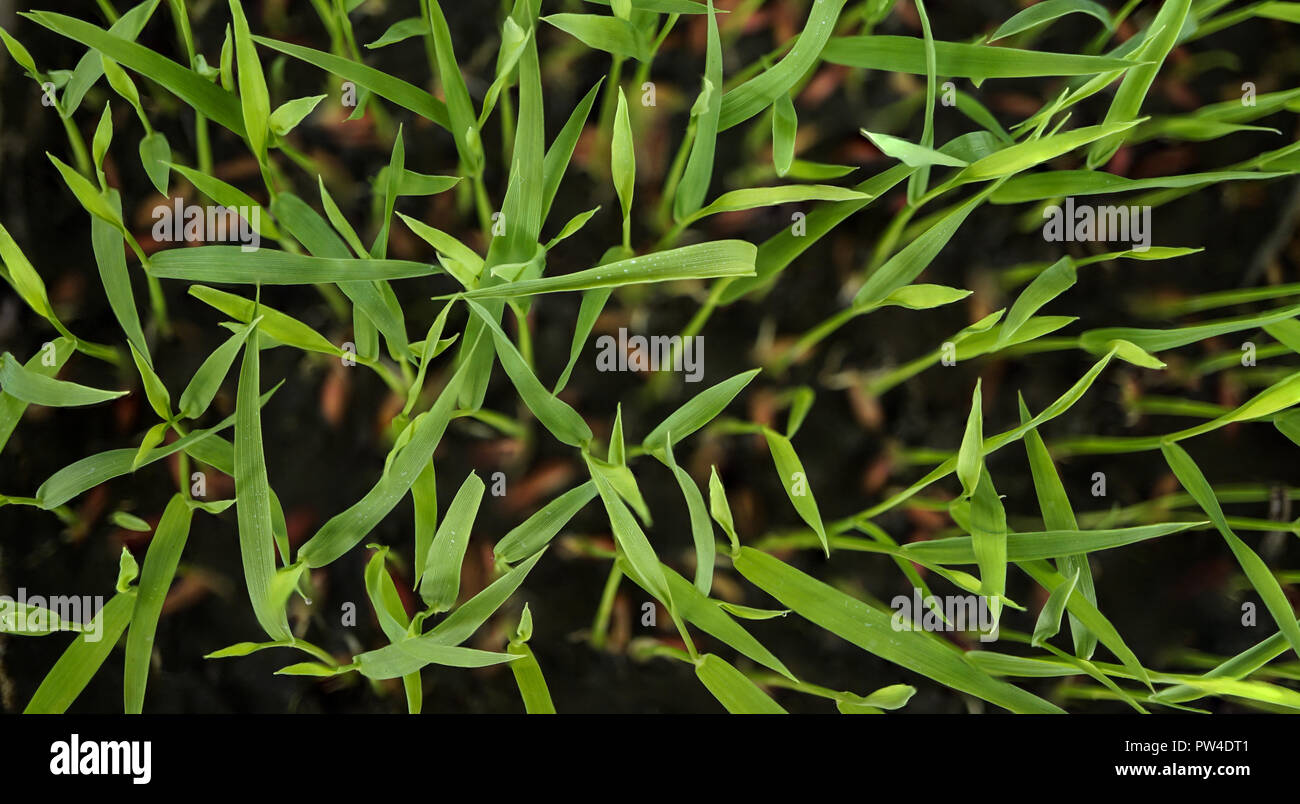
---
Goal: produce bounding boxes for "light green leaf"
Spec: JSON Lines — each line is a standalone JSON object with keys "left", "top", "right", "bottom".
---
{"left": 25, "top": 592, "right": 136, "bottom": 713}
{"left": 718, "top": 0, "right": 847, "bottom": 130}
{"left": 862, "top": 130, "right": 969, "bottom": 169}
{"left": 772, "top": 92, "right": 797, "bottom": 177}
{"left": 0, "top": 352, "right": 126, "bottom": 407}
{"left": 228, "top": 0, "right": 270, "bottom": 160}
{"left": 695, "top": 653, "right": 787, "bottom": 714}
{"left": 998, "top": 256, "right": 1076, "bottom": 346}
{"left": 762, "top": 427, "right": 827, "bottom": 556}
{"left": 455, "top": 240, "right": 756, "bottom": 300}
{"left": 822, "top": 35, "right": 1138, "bottom": 79}
{"left": 138, "top": 131, "right": 171, "bottom": 195}
{"left": 990, "top": 0, "right": 1111, "bottom": 40}
{"left": 495, "top": 482, "right": 598, "bottom": 564}
{"left": 151, "top": 247, "right": 437, "bottom": 284}
{"left": 124, "top": 494, "right": 193, "bottom": 713}
{"left": 234, "top": 321, "right": 291, "bottom": 641}
{"left": 268, "top": 94, "right": 325, "bottom": 136}
{"left": 643, "top": 368, "right": 760, "bottom": 451}
{"left": 420, "top": 472, "right": 486, "bottom": 612}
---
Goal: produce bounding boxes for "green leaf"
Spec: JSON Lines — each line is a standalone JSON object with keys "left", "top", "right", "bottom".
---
{"left": 1160, "top": 441, "right": 1300, "bottom": 660}
{"left": 772, "top": 93, "right": 797, "bottom": 177}
{"left": 674, "top": 0, "right": 722, "bottom": 218}
{"left": 455, "top": 240, "right": 756, "bottom": 300}
{"left": 989, "top": 0, "right": 1111, "bottom": 40}
{"left": 822, "top": 35, "right": 1139, "bottom": 79}
{"left": 297, "top": 346, "right": 476, "bottom": 567}
{"left": 643, "top": 368, "right": 760, "bottom": 451}
{"left": 1080, "top": 302, "right": 1300, "bottom": 355}
{"left": 959, "top": 121, "right": 1141, "bottom": 181}
{"left": 169, "top": 163, "right": 279, "bottom": 239}
{"left": 612, "top": 87, "right": 635, "bottom": 244}
{"left": 956, "top": 380, "right": 983, "bottom": 498}
{"left": 425, "top": 0, "right": 482, "bottom": 174}
{"left": 495, "top": 482, "right": 597, "bottom": 563}
{"left": 124, "top": 494, "right": 193, "bottom": 713}
{"left": 394, "top": 170, "right": 461, "bottom": 197}
{"left": 0, "top": 341, "right": 71, "bottom": 453}
{"left": 478, "top": 18, "right": 529, "bottom": 127}
{"left": 1018, "top": 396, "right": 1097, "bottom": 659}
{"left": 179, "top": 317, "right": 259, "bottom": 419}
{"left": 687, "top": 185, "right": 869, "bottom": 225}
{"left": 25, "top": 592, "right": 136, "bottom": 713}
{"left": 48, "top": 152, "right": 123, "bottom": 230}
{"left": 545, "top": 206, "right": 602, "bottom": 251}
{"left": 189, "top": 286, "right": 341, "bottom": 357}
{"left": 660, "top": 437, "right": 716, "bottom": 594}
{"left": 853, "top": 189, "right": 986, "bottom": 309}
{"left": 128, "top": 342, "right": 171, "bottom": 419}
{"left": 588, "top": 453, "right": 652, "bottom": 526}
{"left": 466, "top": 300, "right": 593, "bottom": 448}
{"left": 138, "top": 131, "right": 171, "bottom": 195}
{"left": 419, "top": 472, "right": 486, "bottom": 612}
{"left": 150, "top": 247, "right": 437, "bottom": 284}
{"left": 708, "top": 467, "right": 740, "bottom": 553}
{"left": 275, "top": 662, "right": 350, "bottom": 677}
{"left": 862, "top": 130, "right": 969, "bottom": 169}
{"left": 364, "top": 546, "right": 411, "bottom": 643}
{"left": 718, "top": 0, "right": 848, "bottom": 130}
{"left": 541, "top": 14, "right": 649, "bottom": 61}
{"left": 0, "top": 25, "right": 40, "bottom": 77}
{"left": 508, "top": 605, "right": 555, "bottom": 714}
{"left": 26, "top": 11, "right": 245, "bottom": 136}
{"left": 365, "top": 17, "right": 424, "bottom": 49}
{"left": 542, "top": 79, "right": 604, "bottom": 222}
{"left": 0, "top": 351, "right": 126, "bottom": 407}
{"left": 721, "top": 164, "right": 912, "bottom": 303}
{"left": 993, "top": 170, "right": 1287, "bottom": 204}
{"left": 34, "top": 392, "right": 275, "bottom": 509}
{"left": 969, "top": 468, "right": 1007, "bottom": 627}
{"left": 117, "top": 546, "right": 140, "bottom": 593}
{"left": 695, "top": 653, "right": 787, "bottom": 714}
{"left": 229, "top": 0, "right": 271, "bottom": 161}
{"left": 763, "top": 427, "right": 828, "bottom": 555}
{"left": 355, "top": 643, "right": 518, "bottom": 679}
{"left": 268, "top": 94, "right": 325, "bottom": 136}
{"left": 636, "top": 562, "right": 795, "bottom": 681}
{"left": 586, "top": 0, "right": 716, "bottom": 11}
{"left": 234, "top": 322, "right": 291, "bottom": 641}
{"left": 1106, "top": 338, "right": 1167, "bottom": 370}
{"left": 0, "top": 219, "right": 55, "bottom": 323}
{"left": 900, "top": 522, "right": 1201, "bottom": 565}
{"left": 110, "top": 511, "right": 152, "bottom": 532}
{"left": 91, "top": 193, "right": 150, "bottom": 359}
{"left": 1031, "top": 569, "right": 1079, "bottom": 648}
{"left": 878, "top": 284, "right": 971, "bottom": 310}
{"left": 588, "top": 456, "right": 672, "bottom": 607}
{"left": 732, "top": 547, "right": 1063, "bottom": 713}
{"left": 252, "top": 35, "right": 450, "bottom": 129}
{"left": 423, "top": 549, "right": 547, "bottom": 648}
{"left": 1087, "top": 0, "right": 1193, "bottom": 167}
{"left": 1257, "top": 2, "right": 1300, "bottom": 23}
{"left": 997, "top": 256, "right": 1076, "bottom": 346}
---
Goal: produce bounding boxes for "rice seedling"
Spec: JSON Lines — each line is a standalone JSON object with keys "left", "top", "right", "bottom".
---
{"left": 1, "top": 0, "right": 1299, "bottom": 716}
